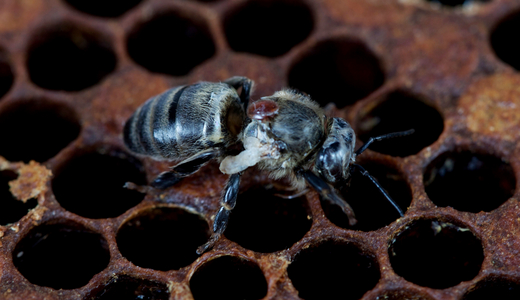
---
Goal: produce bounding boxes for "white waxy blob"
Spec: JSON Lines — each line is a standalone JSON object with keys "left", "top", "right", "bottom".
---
{"left": 220, "top": 136, "right": 275, "bottom": 174}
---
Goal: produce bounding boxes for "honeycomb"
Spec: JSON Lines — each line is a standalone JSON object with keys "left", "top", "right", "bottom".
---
{"left": 0, "top": 0, "right": 519, "bottom": 299}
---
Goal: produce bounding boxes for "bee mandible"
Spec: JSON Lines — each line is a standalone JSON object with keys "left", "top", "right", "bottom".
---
{"left": 123, "top": 76, "right": 413, "bottom": 254}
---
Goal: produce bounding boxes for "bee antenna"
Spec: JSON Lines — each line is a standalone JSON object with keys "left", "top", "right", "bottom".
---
{"left": 355, "top": 129, "right": 414, "bottom": 156}
{"left": 351, "top": 163, "right": 404, "bottom": 217}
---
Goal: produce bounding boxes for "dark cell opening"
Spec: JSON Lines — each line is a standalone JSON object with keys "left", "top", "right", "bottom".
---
{"left": 426, "top": 0, "right": 491, "bottom": 7}
{"left": 288, "top": 240, "right": 380, "bottom": 300}
{"left": 288, "top": 38, "right": 384, "bottom": 109}
{"left": 64, "top": 0, "right": 142, "bottom": 18}
{"left": 13, "top": 221, "right": 110, "bottom": 290}
{"left": 224, "top": 0, "right": 313, "bottom": 57}
{"left": 52, "top": 151, "right": 146, "bottom": 219}
{"left": 0, "top": 51, "right": 13, "bottom": 99}
{"left": 423, "top": 150, "right": 515, "bottom": 213}
{"left": 389, "top": 219, "right": 484, "bottom": 289}
{"left": 190, "top": 256, "right": 267, "bottom": 300}
{"left": 127, "top": 11, "right": 215, "bottom": 76}
{"left": 117, "top": 207, "right": 210, "bottom": 271}
{"left": 224, "top": 187, "right": 312, "bottom": 253}
{"left": 462, "top": 277, "right": 520, "bottom": 300}
{"left": 27, "top": 24, "right": 116, "bottom": 91}
{"left": 0, "top": 171, "right": 38, "bottom": 225}
{"left": 356, "top": 91, "right": 444, "bottom": 157}
{"left": 491, "top": 10, "right": 520, "bottom": 71}
{"left": 85, "top": 275, "right": 170, "bottom": 300}
{"left": 0, "top": 100, "right": 80, "bottom": 163}
{"left": 321, "top": 162, "right": 412, "bottom": 231}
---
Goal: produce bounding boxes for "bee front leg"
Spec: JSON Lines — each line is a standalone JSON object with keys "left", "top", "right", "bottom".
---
{"left": 197, "top": 172, "right": 241, "bottom": 255}
{"left": 303, "top": 170, "right": 357, "bottom": 226}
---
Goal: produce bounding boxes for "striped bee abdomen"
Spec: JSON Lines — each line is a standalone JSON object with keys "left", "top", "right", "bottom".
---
{"left": 123, "top": 82, "right": 243, "bottom": 161}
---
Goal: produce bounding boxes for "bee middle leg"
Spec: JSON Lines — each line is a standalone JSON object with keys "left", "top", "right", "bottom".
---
{"left": 197, "top": 172, "right": 241, "bottom": 254}
{"left": 151, "top": 149, "right": 219, "bottom": 189}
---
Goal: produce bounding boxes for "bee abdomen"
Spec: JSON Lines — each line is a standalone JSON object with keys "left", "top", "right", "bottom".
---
{"left": 124, "top": 86, "right": 187, "bottom": 159}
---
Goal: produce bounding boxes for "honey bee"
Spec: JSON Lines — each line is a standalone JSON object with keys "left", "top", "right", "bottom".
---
{"left": 123, "top": 76, "right": 412, "bottom": 254}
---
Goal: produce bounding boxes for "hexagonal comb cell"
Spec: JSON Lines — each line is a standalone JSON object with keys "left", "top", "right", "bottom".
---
{"left": 117, "top": 206, "right": 209, "bottom": 271}
{"left": 423, "top": 150, "right": 516, "bottom": 213}
{"left": 224, "top": 0, "right": 313, "bottom": 57}
{"left": 0, "top": 99, "right": 80, "bottom": 163}
{"left": 356, "top": 91, "right": 444, "bottom": 157}
{"left": 389, "top": 219, "right": 484, "bottom": 289}
{"left": 190, "top": 256, "right": 267, "bottom": 300}
{"left": 27, "top": 23, "right": 116, "bottom": 91}
{"left": 321, "top": 161, "right": 412, "bottom": 231}
{"left": 288, "top": 240, "right": 380, "bottom": 300}
{"left": 52, "top": 150, "right": 146, "bottom": 219}
{"left": 288, "top": 38, "right": 385, "bottom": 108}
{"left": 127, "top": 10, "right": 215, "bottom": 76}
{"left": 224, "top": 186, "right": 312, "bottom": 253}
{"left": 12, "top": 220, "right": 110, "bottom": 290}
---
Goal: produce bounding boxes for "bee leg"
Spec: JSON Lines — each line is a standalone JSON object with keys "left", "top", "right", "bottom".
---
{"left": 197, "top": 172, "right": 241, "bottom": 254}
{"left": 223, "top": 76, "right": 253, "bottom": 108}
{"left": 151, "top": 149, "right": 219, "bottom": 189}
{"left": 303, "top": 170, "right": 357, "bottom": 226}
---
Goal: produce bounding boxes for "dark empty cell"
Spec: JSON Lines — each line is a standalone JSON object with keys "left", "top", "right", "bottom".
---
{"left": 190, "top": 256, "right": 267, "bottom": 300}
{"left": 64, "top": 0, "right": 142, "bottom": 18}
{"left": 389, "top": 219, "right": 484, "bottom": 289}
{"left": 426, "top": 0, "right": 491, "bottom": 7}
{"left": 85, "top": 275, "right": 170, "bottom": 300}
{"left": 52, "top": 152, "right": 146, "bottom": 219}
{"left": 0, "top": 171, "right": 38, "bottom": 225}
{"left": 356, "top": 92, "right": 444, "bottom": 157}
{"left": 12, "top": 221, "right": 110, "bottom": 290}
{"left": 321, "top": 162, "right": 412, "bottom": 231}
{"left": 462, "top": 277, "right": 520, "bottom": 300}
{"left": 224, "top": 188, "right": 312, "bottom": 253}
{"left": 0, "top": 51, "right": 14, "bottom": 99}
{"left": 423, "top": 151, "right": 515, "bottom": 213}
{"left": 117, "top": 207, "right": 209, "bottom": 271}
{"left": 288, "top": 240, "right": 380, "bottom": 300}
{"left": 288, "top": 38, "right": 384, "bottom": 109}
{"left": 224, "top": 0, "right": 313, "bottom": 57}
{"left": 127, "top": 12, "right": 215, "bottom": 76}
{"left": 491, "top": 10, "right": 520, "bottom": 71}
{"left": 27, "top": 25, "right": 116, "bottom": 91}
{"left": 0, "top": 100, "right": 80, "bottom": 163}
